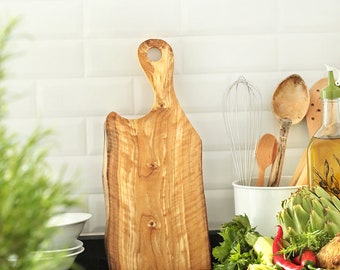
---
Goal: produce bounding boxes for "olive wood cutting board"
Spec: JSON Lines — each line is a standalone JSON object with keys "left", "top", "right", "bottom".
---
{"left": 102, "top": 39, "right": 211, "bottom": 270}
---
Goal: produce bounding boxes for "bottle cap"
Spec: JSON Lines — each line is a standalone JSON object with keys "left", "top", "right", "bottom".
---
{"left": 322, "top": 65, "right": 340, "bottom": 99}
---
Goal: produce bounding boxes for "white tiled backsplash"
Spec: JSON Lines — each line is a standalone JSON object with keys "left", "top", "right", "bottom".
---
{"left": 2, "top": 0, "right": 340, "bottom": 233}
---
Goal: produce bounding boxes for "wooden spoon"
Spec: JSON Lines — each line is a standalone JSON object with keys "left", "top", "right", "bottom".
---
{"left": 306, "top": 78, "right": 325, "bottom": 137}
{"left": 256, "top": 133, "right": 278, "bottom": 186}
{"left": 289, "top": 78, "right": 326, "bottom": 186}
{"left": 268, "top": 74, "right": 310, "bottom": 187}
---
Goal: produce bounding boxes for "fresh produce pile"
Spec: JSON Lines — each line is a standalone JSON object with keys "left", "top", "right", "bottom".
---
{"left": 212, "top": 215, "right": 273, "bottom": 269}
{"left": 212, "top": 186, "right": 340, "bottom": 269}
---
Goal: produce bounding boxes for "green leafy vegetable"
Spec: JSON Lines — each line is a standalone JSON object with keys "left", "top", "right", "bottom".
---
{"left": 212, "top": 215, "right": 263, "bottom": 270}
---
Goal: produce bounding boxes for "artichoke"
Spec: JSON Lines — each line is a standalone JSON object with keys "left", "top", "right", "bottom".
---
{"left": 277, "top": 186, "right": 340, "bottom": 239}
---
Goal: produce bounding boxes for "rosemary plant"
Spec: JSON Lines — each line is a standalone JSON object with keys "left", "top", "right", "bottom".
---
{"left": 0, "top": 19, "right": 78, "bottom": 270}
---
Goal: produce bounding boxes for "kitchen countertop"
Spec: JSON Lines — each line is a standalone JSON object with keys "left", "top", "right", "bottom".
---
{"left": 75, "top": 230, "right": 222, "bottom": 269}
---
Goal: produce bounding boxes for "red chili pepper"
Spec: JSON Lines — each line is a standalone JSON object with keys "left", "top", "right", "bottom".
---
{"left": 292, "top": 255, "right": 301, "bottom": 265}
{"left": 273, "top": 226, "right": 305, "bottom": 270}
{"left": 300, "top": 250, "right": 317, "bottom": 267}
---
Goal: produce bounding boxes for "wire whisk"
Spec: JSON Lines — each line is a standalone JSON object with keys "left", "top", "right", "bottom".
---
{"left": 223, "top": 76, "right": 262, "bottom": 186}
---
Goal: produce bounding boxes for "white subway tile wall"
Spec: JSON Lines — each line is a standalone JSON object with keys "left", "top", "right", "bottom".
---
{"left": 1, "top": 0, "right": 340, "bottom": 233}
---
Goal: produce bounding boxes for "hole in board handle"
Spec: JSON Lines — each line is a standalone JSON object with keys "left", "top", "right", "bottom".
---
{"left": 147, "top": 47, "right": 162, "bottom": 62}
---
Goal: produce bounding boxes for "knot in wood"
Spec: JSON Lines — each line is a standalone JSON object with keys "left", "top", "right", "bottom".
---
{"left": 148, "top": 162, "right": 159, "bottom": 170}
{"left": 147, "top": 219, "right": 157, "bottom": 228}
{"left": 158, "top": 102, "right": 166, "bottom": 108}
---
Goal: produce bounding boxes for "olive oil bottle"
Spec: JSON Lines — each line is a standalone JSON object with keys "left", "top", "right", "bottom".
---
{"left": 307, "top": 66, "right": 340, "bottom": 198}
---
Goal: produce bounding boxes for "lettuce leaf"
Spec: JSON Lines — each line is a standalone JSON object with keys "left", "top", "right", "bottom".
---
{"left": 212, "top": 215, "right": 263, "bottom": 270}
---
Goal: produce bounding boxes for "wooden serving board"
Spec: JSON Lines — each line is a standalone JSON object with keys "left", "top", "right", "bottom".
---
{"left": 102, "top": 39, "right": 211, "bottom": 270}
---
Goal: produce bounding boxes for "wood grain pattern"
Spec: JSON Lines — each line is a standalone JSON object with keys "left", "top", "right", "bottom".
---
{"left": 103, "top": 39, "right": 211, "bottom": 270}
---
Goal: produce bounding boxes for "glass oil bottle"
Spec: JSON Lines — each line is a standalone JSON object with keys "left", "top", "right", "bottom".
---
{"left": 307, "top": 65, "right": 340, "bottom": 198}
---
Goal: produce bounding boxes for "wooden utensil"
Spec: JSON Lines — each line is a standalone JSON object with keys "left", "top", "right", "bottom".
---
{"left": 290, "top": 78, "right": 326, "bottom": 186}
{"left": 268, "top": 74, "right": 310, "bottom": 187}
{"left": 102, "top": 39, "right": 211, "bottom": 269}
{"left": 256, "top": 133, "right": 278, "bottom": 186}
{"left": 306, "top": 78, "right": 325, "bottom": 137}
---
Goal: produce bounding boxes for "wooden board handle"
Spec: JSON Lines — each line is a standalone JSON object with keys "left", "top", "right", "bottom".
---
{"left": 138, "top": 39, "right": 178, "bottom": 110}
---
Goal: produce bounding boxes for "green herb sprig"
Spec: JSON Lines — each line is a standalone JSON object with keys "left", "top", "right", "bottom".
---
{"left": 0, "top": 18, "right": 78, "bottom": 270}
{"left": 279, "top": 230, "right": 331, "bottom": 259}
{"left": 212, "top": 215, "right": 263, "bottom": 270}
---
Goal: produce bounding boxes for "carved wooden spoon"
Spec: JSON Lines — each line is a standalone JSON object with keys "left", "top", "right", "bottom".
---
{"left": 290, "top": 78, "right": 326, "bottom": 186}
{"left": 306, "top": 78, "right": 325, "bottom": 137}
{"left": 256, "top": 133, "right": 278, "bottom": 186}
{"left": 268, "top": 74, "right": 310, "bottom": 187}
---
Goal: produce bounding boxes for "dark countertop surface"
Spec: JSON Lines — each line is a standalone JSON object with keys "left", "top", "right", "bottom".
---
{"left": 75, "top": 230, "right": 221, "bottom": 269}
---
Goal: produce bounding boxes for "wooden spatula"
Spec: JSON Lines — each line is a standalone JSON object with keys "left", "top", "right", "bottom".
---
{"left": 290, "top": 78, "right": 326, "bottom": 186}
{"left": 102, "top": 39, "right": 211, "bottom": 269}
